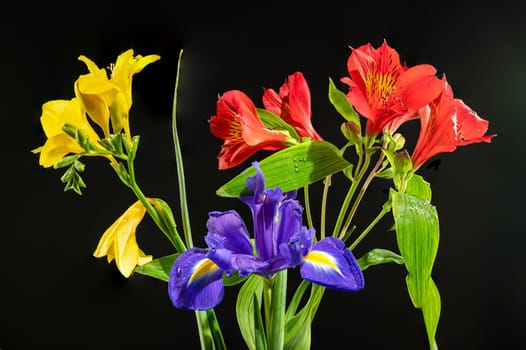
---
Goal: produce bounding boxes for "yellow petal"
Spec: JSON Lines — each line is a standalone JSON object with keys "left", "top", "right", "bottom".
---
{"left": 93, "top": 200, "right": 150, "bottom": 278}
{"left": 36, "top": 134, "right": 84, "bottom": 167}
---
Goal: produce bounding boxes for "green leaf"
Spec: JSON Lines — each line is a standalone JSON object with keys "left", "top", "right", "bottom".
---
{"left": 328, "top": 77, "right": 360, "bottom": 125}
{"left": 216, "top": 141, "right": 351, "bottom": 197}
{"left": 284, "top": 284, "right": 325, "bottom": 350}
{"left": 257, "top": 108, "right": 300, "bottom": 141}
{"left": 391, "top": 190, "right": 440, "bottom": 349}
{"left": 406, "top": 174, "right": 432, "bottom": 201}
{"left": 357, "top": 248, "right": 405, "bottom": 271}
{"left": 134, "top": 253, "right": 178, "bottom": 282}
{"left": 236, "top": 275, "right": 265, "bottom": 350}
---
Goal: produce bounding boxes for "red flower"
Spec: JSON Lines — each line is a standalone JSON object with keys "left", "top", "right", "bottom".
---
{"left": 411, "top": 77, "right": 496, "bottom": 170}
{"left": 262, "top": 71, "right": 323, "bottom": 141}
{"left": 341, "top": 40, "right": 443, "bottom": 136}
{"left": 209, "top": 90, "right": 289, "bottom": 169}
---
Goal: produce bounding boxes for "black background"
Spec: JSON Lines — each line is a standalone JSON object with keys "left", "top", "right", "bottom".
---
{"left": 2, "top": 1, "right": 524, "bottom": 349}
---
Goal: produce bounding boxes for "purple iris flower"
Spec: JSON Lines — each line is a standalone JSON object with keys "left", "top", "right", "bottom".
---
{"left": 168, "top": 162, "right": 364, "bottom": 310}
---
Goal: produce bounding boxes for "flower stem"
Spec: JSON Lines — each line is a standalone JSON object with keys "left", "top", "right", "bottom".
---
{"left": 268, "top": 270, "right": 287, "bottom": 350}
{"left": 339, "top": 150, "right": 385, "bottom": 240}
{"left": 303, "top": 185, "right": 313, "bottom": 229}
{"left": 332, "top": 143, "right": 371, "bottom": 238}
{"left": 349, "top": 200, "right": 391, "bottom": 251}
{"left": 320, "top": 175, "right": 332, "bottom": 239}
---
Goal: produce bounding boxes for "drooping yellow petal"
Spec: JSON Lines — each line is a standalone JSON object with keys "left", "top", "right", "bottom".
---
{"left": 93, "top": 200, "right": 152, "bottom": 278}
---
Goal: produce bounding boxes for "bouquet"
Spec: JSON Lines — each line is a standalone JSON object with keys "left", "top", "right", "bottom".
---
{"left": 32, "top": 40, "right": 495, "bottom": 349}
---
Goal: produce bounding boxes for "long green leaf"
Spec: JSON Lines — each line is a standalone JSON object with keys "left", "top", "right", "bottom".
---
{"left": 391, "top": 190, "right": 440, "bottom": 349}
{"left": 134, "top": 253, "right": 178, "bottom": 282}
{"left": 216, "top": 141, "right": 350, "bottom": 198}
{"left": 236, "top": 275, "right": 265, "bottom": 350}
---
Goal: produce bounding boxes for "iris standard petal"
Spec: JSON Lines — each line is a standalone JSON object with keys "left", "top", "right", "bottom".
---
{"left": 205, "top": 210, "right": 253, "bottom": 255}
{"left": 300, "top": 237, "right": 364, "bottom": 292}
{"left": 168, "top": 248, "right": 224, "bottom": 311}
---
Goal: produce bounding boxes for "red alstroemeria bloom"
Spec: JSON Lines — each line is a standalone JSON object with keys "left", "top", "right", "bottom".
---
{"left": 209, "top": 90, "right": 289, "bottom": 169}
{"left": 262, "top": 71, "right": 323, "bottom": 141}
{"left": 411, "top": 77, "right": 496, "bottom": 171}
{"left": 341, "top": 40, "right": 443, "bottom": 136}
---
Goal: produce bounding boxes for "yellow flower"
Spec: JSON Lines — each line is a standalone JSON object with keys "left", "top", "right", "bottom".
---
{"left": 75, "top": 49, "right": 160, "bottom": 140}
{"left": 31, "top": 98, "right": 102, "bottom": 167}
{"left": 93, "top": 200, "right": 153, "bottom": 278}
{"left": 75, "top": 56, "right": 119, "bottom": 138}
{"left": 109, "top": 49, "right": 160, "bottom": 139}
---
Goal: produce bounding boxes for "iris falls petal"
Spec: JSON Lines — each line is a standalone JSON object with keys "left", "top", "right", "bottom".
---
{"left": 300, "top": 238, "right": 364, "bottom": 292}
{"left": 168, "top": 248, "right": 224, "bottom": 311}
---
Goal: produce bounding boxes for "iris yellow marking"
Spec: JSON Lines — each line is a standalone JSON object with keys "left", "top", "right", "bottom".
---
{"left": 304, "top": 251, "right": 341, "bottom": 274}
{"left": 188, "top": 259, "right": 219, "bottom": 284}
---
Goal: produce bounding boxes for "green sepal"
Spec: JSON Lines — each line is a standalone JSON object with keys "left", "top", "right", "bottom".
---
{"left": 216, "top": 141, "right": 350, "bottom": 197}
{"left": 357, "top": 248, "right": 405, "bottom": 271}
{"left": 391, "top": 189, "right": 440, "bottom": 349}
{"left": 60, "top": 160, "right": 86, "bottom": 195}
{"left": 257, "top": 108, "right": 300, "bottom": 142}
{"left": 328, "top": 77, "right": 360, "bottom": 125}
{"left": 134, "top": 253, "right": 178, "bottom": 282}
{"left": 236, "top": 274, "right": 265, "bottom": 350}
{"left": 98, "top": 133, "right": 125, "bottom": 155}
{"left": 149, "top": 198, "right": 181, "bottom": 246}
{"left": 54, "top": 154, "right": 80, "bottom": 169}
{"left": 62, "top": 123, "right": 99, "bottom": 152}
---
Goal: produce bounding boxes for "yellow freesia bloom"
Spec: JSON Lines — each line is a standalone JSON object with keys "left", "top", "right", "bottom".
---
{"left": 75, "top": 49, "right": 160, "bottom": 140}
{"left": 74, "top": 56, "right": 119, "bottom": 138}
{"left": 109, "top": 49, "right": 161, "bottom": 138}
{"left": 31, "top": 98, "right": 102, "bottom": 167}
{"left": 93, "top": 200, "right": 153, "bottom": 278}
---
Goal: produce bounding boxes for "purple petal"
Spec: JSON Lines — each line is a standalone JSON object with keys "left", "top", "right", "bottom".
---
{"left": 300, "top": 238, "right": 364, "bottom": 292}
{"left": 275, "top": 199, "right": 303, "bottom": 246}
{"left": 205, "top": 210, "right": 253, "bottom": 255}
{"left": 168, "top": 248, "right": 224, "bottom": 310}
{"left": 279, "top": 226, "right": 315, "bottom": 267}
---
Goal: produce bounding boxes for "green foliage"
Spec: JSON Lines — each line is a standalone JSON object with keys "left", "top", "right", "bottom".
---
{"left": 60, "top": 160, "right": 86, "bottom": 195}
{"left": 134, "top": 253, "right": 178, "bottom": 282}
{"left": 391, "top": 190, "right": 441, "bottom": 349}
{"left": 216, "top": 141, "right": 350, "bottom": 197}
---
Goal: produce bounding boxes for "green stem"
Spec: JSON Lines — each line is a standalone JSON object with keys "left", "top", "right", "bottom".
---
{"left": 172, "top": 49, "right": 193, "bottom": 248}
{"left": 320, "top": 175, "right": 332, "bottom": 239}
{"left": 332, "top": 144, "right": 371, "bottom": 237}
{"left": 126, "top": 157, "right": 186, "bottom": 252}
{"left": 303, "top": 185, "right": 313, "bottom": 229}
{"left": 195, "top": 310, "right": 215, "bottom": 350}
{"left": 338, "top": 149, "right": 385, "bottom": 240}
{"left": 171, "top": 49, "right": 224, "bottom": 350}
{"left": 349, "top": 200, "right": 391, "bottom": 251}
{"left": 268, "top": 270, "right": 287, "bottom": 350}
